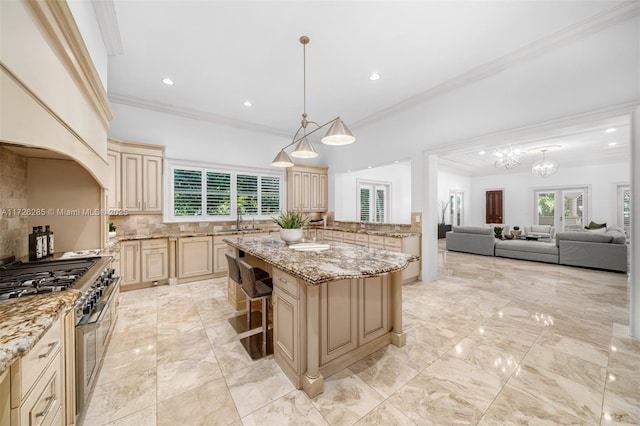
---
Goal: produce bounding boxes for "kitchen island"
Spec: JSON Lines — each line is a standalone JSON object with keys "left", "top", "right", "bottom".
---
{"left": 224, "top": 236, "right": 414, "bottom": 397}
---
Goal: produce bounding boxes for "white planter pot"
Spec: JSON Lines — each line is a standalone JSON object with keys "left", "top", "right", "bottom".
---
{"left": 280, "top": 228, "right": 303, "bottom": 244}
{"left": 108, "top": 231, "right": 117, "bottom": 239}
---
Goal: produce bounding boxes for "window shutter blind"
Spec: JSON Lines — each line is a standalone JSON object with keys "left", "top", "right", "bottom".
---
{"left": 237, "top": 174, "right": 258, "bottom": 215}
{"left": 623, "top": 189, "right": 631, "bottom": 227}
{"left": 173, "top": 169, "right": 202, "bottom": 216}
{"left": 261, "top": 176, "right": 280, "bottom": 215}
{"left": 206, "top": 172, "right": 231, "bottom": 216}
{"left": 375, "top": 189, "right": 385, "bottom": 222}
{"left": 360, "top": 188, "right": 370, "bottom": 222}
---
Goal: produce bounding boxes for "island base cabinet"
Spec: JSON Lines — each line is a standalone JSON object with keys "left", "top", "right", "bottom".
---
{"left": 1, "top": 370, "right": 9, "bottom": 426}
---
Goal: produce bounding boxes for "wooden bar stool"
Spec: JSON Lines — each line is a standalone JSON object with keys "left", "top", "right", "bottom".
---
{"left": 237, "top": 258, "right": 273, "bottom": 359}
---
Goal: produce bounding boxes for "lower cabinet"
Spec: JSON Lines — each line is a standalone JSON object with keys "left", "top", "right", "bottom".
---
{"left": 213, "top": 237, "right": 229, "bottom": 274}
{"left": 9, "top": 312, "right": 75, "bottom": 426}
{"left": 178, "top": 237, "right": 213, "bottom": 279}
{"left": 320, "top": 279, "right": 358, "bottom": 365}
{"left": 120, "top": 239, "right": 169, "bottom": 289}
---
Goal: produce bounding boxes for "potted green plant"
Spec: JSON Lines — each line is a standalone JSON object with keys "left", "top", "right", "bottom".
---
{"left": 108, "top": 222, "right": 117, "bottom": 239}
{"left": 272, "top": 211, "right": 309, "bottom": 243}
{"left": 494, "top": 226, "right": 504, "bottom": 239}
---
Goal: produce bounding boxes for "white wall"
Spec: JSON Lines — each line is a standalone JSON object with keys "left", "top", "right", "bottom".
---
{"left": 468, "top": 161, "right": 630, "bottom": 228}
{"left": 438, "top": 169, "right": 472, "bottom": 225}
{"left": 334, "top": 162, "right": 411, "bottom": 223}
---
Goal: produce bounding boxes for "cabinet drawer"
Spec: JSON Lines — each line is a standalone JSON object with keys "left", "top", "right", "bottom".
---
{"left": 342, "top": 232, "right": 355, "bottom": 242}
{"left": 19, "top": 350, "right": 62, "bottom": 426}
{"left": 273, "top": 268, "right": 299, "bottom": 298}
{"left": 384, "top": 237, "right": 402, "bottom": 252}
{"left": 368, "top": 235, "right": 384, "bottom": 245}
{"left": 355, "top": 234, "right": 369, "bottom": 244}
{"left": 17, "top": 317, "right": 62, "bottom": 401}
{"left": 141, "top": 238, "right": 167, "bottom": 250}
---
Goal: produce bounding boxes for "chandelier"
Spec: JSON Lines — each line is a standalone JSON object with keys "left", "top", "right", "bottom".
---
{"left": 493, "top": 145, "right": 522, "bottom": 169}
{"left": 272, "top": 36, "right": 355, "bottom": 167}
{"left": 532, "top": 149, "right": 558, "bottom": 178}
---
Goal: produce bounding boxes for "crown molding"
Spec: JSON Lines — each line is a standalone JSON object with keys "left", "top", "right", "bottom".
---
{"left": 92, "top": 0, "right": 123, "bottom": 56}
{"left": 26, "top": 0, "right": 114, "bottom": 126}
{"left": 109, "top": 93, "right": 292, "bottom": 139}
{"left": 351, "top": 0, "right": 640, "bottom": 130}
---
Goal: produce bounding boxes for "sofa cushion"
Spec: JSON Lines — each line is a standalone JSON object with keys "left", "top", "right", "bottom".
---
{"left": 495, "top": 240, "right": 558, "bottom": 255}
{"left": 555, "top": 231, "right": 612, "bottom": 246}
{"left": 606, "top": 230, "right": 627, "bottom": 244}
{"left": 530, "top": 225, "right": 552, "bottom": 233}
{"left": 584, "top": 227, "right": 607, "bottom": 234}
{"left": 452, "top": 226, "right": 492, "bottom": 235}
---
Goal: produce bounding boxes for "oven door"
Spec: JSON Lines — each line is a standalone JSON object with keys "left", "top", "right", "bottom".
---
{"left": 75, "top": 277, "right": 120, "bottom": 414}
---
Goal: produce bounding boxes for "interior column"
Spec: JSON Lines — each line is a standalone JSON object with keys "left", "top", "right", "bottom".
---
{"left": 630, "top": 107, "right": 639, "bottom": 338}
{"left": 420, "top": 153, "right": 438, "bottom": 282}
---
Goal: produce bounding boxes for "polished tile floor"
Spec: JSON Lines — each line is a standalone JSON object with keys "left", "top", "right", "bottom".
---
{"left": 82, "top": 243, "right": 639, "bottom": 425}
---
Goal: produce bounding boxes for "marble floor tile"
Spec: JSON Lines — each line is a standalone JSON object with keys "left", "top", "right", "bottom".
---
{"left": 104, "top": 405, "right": 157, "bottom": 426}
{"left": 83, "top": 368, "right": 157, "bottom": 425}
{"left": 156, "top": 378, "right": 239, "bottom": 426}
{"left": 82, "top": 242, "right": 640, "bottom": 426}
{"left": 157, "top": 348, "right": 224, "bottom": 402}
{"left": 241, "top": 390, "right": 328, "bottom": 426}
{"left": 310, "top": 369, "right": 385, "bottom": 425}
{"left": 479, "top": 383, "right": 584, "bottom": 425}
{"left": 386, "top": 372, "right": 484, "bottom": 425}
{"left": 348, "top": 347, "right": 420, "bottom": 398}
{"left": 509, "top": 363, "right": 603, "bottom": 423}
{"left": 225, "top": 357, "right": 296, "bottom": 418}
{"left": 353, "top": 400, "right": 416, "bottom": 426}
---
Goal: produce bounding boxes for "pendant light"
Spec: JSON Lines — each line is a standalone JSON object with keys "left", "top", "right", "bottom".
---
{"left": 532, "top": 149, "right": 558, "bottom": 178}
{"left": 272, "top": 36, "right": 355, "bottom": 167}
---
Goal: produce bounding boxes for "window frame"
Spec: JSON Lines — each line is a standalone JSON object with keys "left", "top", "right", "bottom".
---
{"left": 357, "top": 179, "right": 391, "bottom": 223}
{"left": 165, "top": 159, "right": 285, "bottom": 223}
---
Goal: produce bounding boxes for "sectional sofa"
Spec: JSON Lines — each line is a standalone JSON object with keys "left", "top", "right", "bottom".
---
{"left": 445, "top": 225, "right": 628, "bottom": 273}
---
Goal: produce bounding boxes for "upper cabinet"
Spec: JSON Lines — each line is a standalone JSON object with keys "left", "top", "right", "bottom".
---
{"left": 287, "top": 165, "right": 328, "bottom": 212}
{"left": 108, "top": 138, "right": 164, "bottom": 214}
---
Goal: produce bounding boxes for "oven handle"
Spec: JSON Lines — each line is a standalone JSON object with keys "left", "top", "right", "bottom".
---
{"left": 78, "top": 276, "right": 121, "bottom": 328}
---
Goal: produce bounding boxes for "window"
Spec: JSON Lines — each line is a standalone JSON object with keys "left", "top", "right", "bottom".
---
{"left": 358, "top": 181, "right": 389, "bottom": 223}
{"left": 617, "top": 185, "right": 630, "bottom": 236}
{"left": 167, "top": 161, "right": 283, "bottom": 222}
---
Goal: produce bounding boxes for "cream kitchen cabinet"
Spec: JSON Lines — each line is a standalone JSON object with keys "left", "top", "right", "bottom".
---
{"left": 121, "top": 153, "right": 162, "bottom": 213}
{"left": 108, "top": 138, "right": 164, "bottom": 214}
{"left": 120, "top": 239, "right": 169, "bottom": 289}
{"left": 120, "top": 240, "right": 141, "bottom": 287}
{"left": 213, "top": 236, "right": 232, "bottom": 274}
{"left": 287, "top": 165, "right": 328, "bottom": 212}
{"left": 0, "top": 368, "right": 8, "bottom": 426}
{"left": 178, "top": 237, "right": 213, "bottom": 279}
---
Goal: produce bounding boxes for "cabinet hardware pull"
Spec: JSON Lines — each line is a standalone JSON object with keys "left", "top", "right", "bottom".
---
{"left": 39, "top": 341, "right": 58, "bottom": 358}
{"left": 36, "top": 394, "right": 56, "bottom": 417}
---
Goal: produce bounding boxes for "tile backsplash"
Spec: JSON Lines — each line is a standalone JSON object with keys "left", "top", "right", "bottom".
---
{"left": 0, "top": 147, "right": 28, "bottom": 259}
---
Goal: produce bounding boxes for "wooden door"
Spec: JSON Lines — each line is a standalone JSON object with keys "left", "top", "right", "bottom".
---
{"left": 485, "top": 190, "right": 503, "bottom": 223}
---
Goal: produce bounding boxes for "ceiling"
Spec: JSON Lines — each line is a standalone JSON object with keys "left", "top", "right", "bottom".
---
{"left": 102, "top": 0, "right": 636, "bottom": 175}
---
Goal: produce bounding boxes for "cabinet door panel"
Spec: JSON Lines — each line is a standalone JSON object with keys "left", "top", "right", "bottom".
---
{"left": 141, "top": 247, "right": 168, "bottom": 282}
{"left": 320, "top": 279, "right": 358, "bottom": 365}
{"left": 213, "top": 243, "right": 228, "bottom": 274}
{"left": 120, "top": 241, "right": 141, "bottom": 286}
{"left": 107, "top": 150, "right": 121, "bottom": 210}
{"left": 178, "top": 237, "right": 213, "bottom": 278}
{"left": 274, "top": 288, "right": 298, "bottom": 370}
{"left": 121, "top": 154, "right": 143, "bottom": 211}
{"left": 358, "top": 275, "right": 389, "bottom": 345}
{"left": 143, "top": 156, "right": 162, "bottom": 212}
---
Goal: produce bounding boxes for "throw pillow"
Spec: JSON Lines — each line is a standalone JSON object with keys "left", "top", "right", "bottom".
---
{"left": 585, "top": 221, "right": 606, "bottom": 229}
{"left": 531, "top": 225, "right": 550, "bottom": 233}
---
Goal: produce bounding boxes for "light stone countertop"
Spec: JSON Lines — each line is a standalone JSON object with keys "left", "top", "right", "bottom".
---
{"left": 0, "top": 290, "right": 81, "bottom": 376}
{"left": 224, "top": 236, "right": 415, "bottom": 285}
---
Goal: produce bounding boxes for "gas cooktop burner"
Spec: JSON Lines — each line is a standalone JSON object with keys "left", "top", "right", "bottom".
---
{"left": 0, "top": 256, "right": 102, "bottom": 300}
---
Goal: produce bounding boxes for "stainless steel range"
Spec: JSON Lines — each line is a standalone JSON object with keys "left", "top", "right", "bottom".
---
{"left": 0, "top": 255, "right": 121, "bottom": 417}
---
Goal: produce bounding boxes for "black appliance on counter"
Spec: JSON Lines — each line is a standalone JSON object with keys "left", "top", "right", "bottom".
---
{"left": 0, "top": 255, "right": 120, "bottom": 418}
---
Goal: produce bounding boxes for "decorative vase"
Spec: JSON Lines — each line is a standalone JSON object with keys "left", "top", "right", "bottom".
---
{"left": 280, "top": 228, "right": 303, "bottom": 244}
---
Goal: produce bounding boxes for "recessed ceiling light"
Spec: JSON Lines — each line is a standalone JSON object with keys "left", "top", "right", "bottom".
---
{"left": 367, "top": 166, "right": 372, "bottom": 169}
{"left": 608, "top": 141, "right": 618, "bottom": 146}
{"left": 369, "top": 72, "right": 381, "bottom": 81}
{"left": 161, "top": 77, "right": 174, "bottom": 86}
{"left": 478, "top": 151, "right": 486, "bottom": 155}
{"left": 243, "top": 100, "right": 252, "bottom": 107}
{"left": 605, "top": 128, "right": 616, "bottom": 133}
{"left": 394, "top": 160, "right": 399, "bottom": 163}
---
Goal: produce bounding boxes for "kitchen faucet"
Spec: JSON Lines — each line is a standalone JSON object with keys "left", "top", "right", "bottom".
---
{"left": 237, "top": 212, "right": 243, "bottom": 230}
